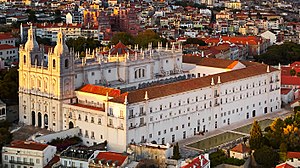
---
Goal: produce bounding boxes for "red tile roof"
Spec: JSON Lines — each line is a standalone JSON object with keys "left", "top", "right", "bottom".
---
{"left": 231, "top": 143, "right": 251, "bottom": 153}
{"left": 183, "top": 56, "right": 239, "bottom": 69}
{"left": 95, "top": 152, "right": 128, "bottom": 166}
{"left": 281, "top": 76, "right": 300, "bottom": 86}
{"left": 281, "top": 88, "right": 292, "bottom": 95}
{"left": 72, "top": 104, "right": 105, "bottom": 111}
{"left": 77, "top": 84, "right": 121, "bottom": 97}
{"left": 202, "top": 36, "right": 262, "bottom": 45}
{"left": 0, "top": 44, "right": 17, "bottom": 50}
{"left": 0, "top": 33, "right": 15, "bottom": 40}
{"left": 181, "top": 155, "right": 209, "bottom": 168}
{"left": 111, "top": 62, "right": 278, "bottom": 104}
{"left": 9, "top": 140, "right": 49, "bottom": 151}
{"left": 276, "top": 163, "right": 295, "bottom": 168}
{"left": 287, "top": 152, "right": 300, "bottom": 159}
{"left": 108, "top": 41, "right": 135, "bottom": 55}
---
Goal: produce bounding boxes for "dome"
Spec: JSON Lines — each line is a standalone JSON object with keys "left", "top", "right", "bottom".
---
{"left": 54, "top": 29, "right": 69, "bottom": 56}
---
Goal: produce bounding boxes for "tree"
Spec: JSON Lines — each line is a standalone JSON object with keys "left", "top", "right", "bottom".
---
{"left": 54, "top": 10, "right": 62, "bottom": 23}
{"left": 134, "top": 30, "right": 161, "bottom": 48}
{"left": 253, "top": 146, "right": 279, "bottom": 168}
{"left": 266, "top": 118, "right": 284, "bottom": 148}
{"left": 0, "top": 67, "right": 19, "bottom": 101}
{"left": 27, "top": 10, "right": 37, "bottom": 23}
{"left": 110, "top": 32, "right": 134, "bottom": 46}
{"left": 172, "top": 142, "right": 181, "bottom": 160}
{"left": 290, "top": 69, "right": 296, "bottom": 76}
{"left": 183, "top": 38, "right": 206, "bottom": 46}
{"left": 255, "top": 42, "right": 300, "bottom": 65}
{"left": 249, "top": 120, "right": 263, "bottom": 149}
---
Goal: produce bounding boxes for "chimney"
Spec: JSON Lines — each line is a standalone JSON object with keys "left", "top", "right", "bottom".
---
{"left": 267, "top": 65, "right": 270, "bottom": 73}
{"left": 211, "top": 77, "right": 215, "bottom": 85}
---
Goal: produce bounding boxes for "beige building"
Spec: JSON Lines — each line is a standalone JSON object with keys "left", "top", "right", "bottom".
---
{"left": 2, "top": 140, "right": 57, "bottom": 168}
{"left": 229, "top": 143, "right": 251, "bottom": 159}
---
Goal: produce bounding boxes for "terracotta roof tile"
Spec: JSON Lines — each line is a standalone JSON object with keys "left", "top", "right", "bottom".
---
{"left": 231, "top": 143, "right": 250, "bottom": 153}
{"left": 111, "top": 62, "right": 278, "bottom": 104}
{"left": 181, "top": 155, "right": 209, "bottom": 168}
{"left": 9, "top": 140, "right": 49, "bottom": 151}
{"left": 0, "top": 33, "right": 15, "bottom": 40}
{"left": 95, "top": 152, "right": 128, "bottom": 166}
{"left": 276, "top": 163, "right": 295, "bottom": 168}
{"left": 0, "top": 44, "right": 17, "bottom": 50}
{"left": 287, "top": 152, "right": 300, "bottom": 159}
{"left": 77, "top": 84, "right": 121, "bottom": 97}
{"left": 109, "top": 41, "right": 135, "bottom": 55}
{"left": 72, "top": 104, "right": 105, "bottom": 111}
{"left": 281, "top": 88, "right": 292, "bottom": 95}
{"left": 183, "top": 56, "right": 238, "bottom": 69}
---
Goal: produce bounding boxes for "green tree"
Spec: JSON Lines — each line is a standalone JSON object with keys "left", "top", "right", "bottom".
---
{"left": 110, "top": 32, "right": 134, "bottom": 46}
{"left": 266, "top": 118, "right": 284, "bottom": 148}
{"left": 254, "top": 146, "right": 279, "bottom": 167}
{"left": 0, "top": 67, "right": 19, "bottom": 101}
{"left": 134, "top": 30, "right": 161, "bottom": 48}
{"left": 183, "top": 38, "right": 206, "bottom": 46}
{"left": 27, "top": 10, "right": 37, "bottom": 23}
{"left": 249, "top": 120, "right": 263, "bottom": 149}
{"left": 290, "top": 69, "right": 296, "bottom": 76}
{"left": 172, "top": 142, "right": 181, "bottom": 160}
{"left": 54, "top": 10, "right": 62, "bottom": 23}
{"left": 255, "top": 42, "right": 300, "bottom": 65}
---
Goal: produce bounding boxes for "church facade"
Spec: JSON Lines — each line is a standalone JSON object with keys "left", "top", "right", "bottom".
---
{"left": 19, "top": 26, "right": 281, "bottom": 152}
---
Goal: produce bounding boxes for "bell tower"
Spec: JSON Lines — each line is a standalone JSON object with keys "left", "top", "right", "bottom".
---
{"left": 48, "top": 28, "right": 75, "bottom": 100}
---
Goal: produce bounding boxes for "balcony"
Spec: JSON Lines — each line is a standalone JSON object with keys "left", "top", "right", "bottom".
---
{"left": 118, "top": 116, "right": 124, "bottom": 119}
{"left": 118, "top": 126, "right": 124, "bottom": 130}
{"left": 9, "top": 160, "right": 34, "bottom": 166}
{"left": 129, "top": 125, "right": 136, "bottom": 130}
{"left": 128, "top": 115, "right": 135, "bottom": 119}
{"left": 270, "top": 80, "right": 274, "bottom": 84}
{"left": 270, "top": 89, "right": 274, "bottom": 92}
{"left": 214, "top": 103, "right": 220, "bottom": 106}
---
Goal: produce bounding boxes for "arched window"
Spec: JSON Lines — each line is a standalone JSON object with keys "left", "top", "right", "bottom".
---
{"left": 65, "top": 59, "right": 69, "bottom": 69}
{"left": 24, "top": 55, "right": 26, "bottom": 64}
{"left": 53, "top": 59, "right": 56, "bottom": 69}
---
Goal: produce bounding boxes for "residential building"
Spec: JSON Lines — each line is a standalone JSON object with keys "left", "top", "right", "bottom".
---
{"left": 0, "top": 44, "right": 18, "bottom": 64}
{"left": 229, "top": 143, "right": 251, "bottom": 159}
{"left": 60, "top": 146, "right": 99, "bottom": 168}
{"left": 128, "top": 143, "right": 173, "bottom": 167}
{"left": 1, "top": 140, "right": 57, "bottom": 168}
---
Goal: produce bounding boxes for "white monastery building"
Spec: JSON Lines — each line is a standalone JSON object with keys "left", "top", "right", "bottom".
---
{"left": 18, "top": 26, "right": 281, "bottom": 152}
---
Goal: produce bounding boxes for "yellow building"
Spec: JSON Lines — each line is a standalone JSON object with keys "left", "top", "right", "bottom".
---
{"left": 225, "top": 0, "right": 242, "bottom": 10}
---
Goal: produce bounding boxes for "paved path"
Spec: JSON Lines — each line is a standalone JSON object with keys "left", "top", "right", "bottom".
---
{"left": 177, "top": 108, "right": 292, "bottom": 158}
